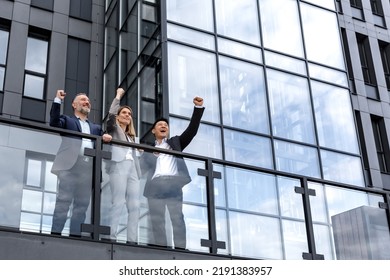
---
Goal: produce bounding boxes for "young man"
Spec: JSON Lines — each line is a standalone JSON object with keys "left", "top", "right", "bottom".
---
{"left": 143, "top": 96, "right": 204, "bottom": 249}
{"left": 50, "top": 90, "right": 112, "bottom": 236}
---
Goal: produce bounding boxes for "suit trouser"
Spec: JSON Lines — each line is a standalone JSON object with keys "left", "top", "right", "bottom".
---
{"left": 108, "top": 160, "right": 140, "bottom": 242}
{"left": 147, "top": 182, "right": 186, "bottom": 248}
{"left": 51, "top": 157, "right": 92, "bottom": 235}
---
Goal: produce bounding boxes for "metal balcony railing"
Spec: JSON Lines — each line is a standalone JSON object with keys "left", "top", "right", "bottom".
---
{"left": 0, "top": 116, "right": 390, "bottom": 260}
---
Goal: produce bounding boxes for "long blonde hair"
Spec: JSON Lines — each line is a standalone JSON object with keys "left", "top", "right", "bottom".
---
{"left": 117, "top": 105, "right": 136, "bottom": 141}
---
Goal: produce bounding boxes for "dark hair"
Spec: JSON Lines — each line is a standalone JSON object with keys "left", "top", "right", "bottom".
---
{"left": 152, "top": 117, "right": 169, "bottom": 129}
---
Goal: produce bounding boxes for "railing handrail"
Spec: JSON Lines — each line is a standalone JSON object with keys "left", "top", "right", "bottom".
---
{"left": 1, "top": 115, "right": 389, "bottom": 196}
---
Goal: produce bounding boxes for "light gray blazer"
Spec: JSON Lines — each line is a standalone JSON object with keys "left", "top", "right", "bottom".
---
{"left": 106, "top": 97, "right": 141, "bottom": 178}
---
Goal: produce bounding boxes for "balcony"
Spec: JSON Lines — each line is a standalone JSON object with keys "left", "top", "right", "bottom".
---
{"left": 0, "top": 117, "right": 389, "bottom": 260}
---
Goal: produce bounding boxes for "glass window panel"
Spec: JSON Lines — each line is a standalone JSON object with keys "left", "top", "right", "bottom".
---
{"left": 167, "top": 0, "right": 214, "bottom": 32}
{"left": 219, "top": 56, "right": 269, "bottom": 133}
{"left": 309, "top": 63, "right": 349, "bottom": 87}
{"left": 167, "top": 23, "right": 215, "bottom": 51}
{"left": 44, "top": 161, "right": 57, "bottom": 192}
{"left": 229, "top": 212, "right": 283, "bottom": 259}
{"left": 224, "top": 129, "right": 273, "bottom": 169}
{"left": 25, "top": 37, "right": 48, "bottom": 74}
{"left": 265, "top": 51, "right": 306, "bottom": 75}
{"left": 104, "top": 8, "right": 118, "bottom": 68}
{"left": 215, "top": 0, "right": 261, "bottom": 45}
{"left": 278, "top": 177, "right": 304, "bottom": 219}
{"left": 326, "top": 187, "right": 390, "bottom": 259}
{"left": 218, "top": 38, "right": 262, "bottom": 64}
{"left": 20, "top": 212, "right": 41, "bottom": 232}
{"left": 0, "top": 30, "right": 9, "bottom": 64}
{"left": 26, "top": 159, "right": 42, "bottom": 187}
{"left": 183, "top": 205, "right": 209, "bottom": 252}
{"left": 226, "top": 167, "right": 278, "bottom": 214}
{"left": 21, "top": 189, "right": 42, "bottom": 212}
{"left": 267, "top": 69, "right": 316, "bottom": 144}
{"left": 168, "top": 43, "right": 220, "bottom": 124}
{"left": 212, "top": 164, "right": 226, "bottom": 208}
{"left": 274, "top": 140, "right": 320, "bottom": 178}
{"left": 260, "top": 0, "right": 304, "bottom": 57}
{"left": 43, "top": 193, "right": 56, "bottom": 214}
{"left": 304, "top": 0, "right": 335, "bottom": 10}
{"left": 41, "top": 215, "right": 53, "bottom": 234}
{"left": 301, "top": 4, "right": 345, "bottom": 69}
{"left": 312, "top": 81, "right": 359, "bottom": 153}
{"left": 23, "top": 74, "right": 45, "bottom": 99}
{"left": 321, "top": 150, "right": 365, "bottom": 187}
{"left": 313, "top": 223, "right": 333, "bottom": 260}
{"left": 308, "top": 182, "right": 328, "bottom": 223}
{"left": 169, "top": 118, "right": 222, "bottom": 159}
{"left": 0, "top": 67, "right": 4, "bottom": 91}
{"left": 325, "top": 186, "right": 369, "bottom": 218}
{"left": 182, "top": 159, "right": 208, "bottom": 205}
{"left": 215, "top": 209, "right": 229, "bottom": 255}
{"left": 282, "top": 220, "right": 308, "bottom": 259}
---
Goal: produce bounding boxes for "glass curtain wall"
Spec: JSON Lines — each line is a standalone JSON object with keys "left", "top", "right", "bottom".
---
{"left": 103, "top": 0, "right": 376, "bottom": 259}
{"left": 164, "top": 0, "right": 366, "bottom": 259}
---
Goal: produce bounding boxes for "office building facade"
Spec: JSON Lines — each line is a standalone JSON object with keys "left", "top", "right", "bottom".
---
{"left": 0, "top": 0, "right": 389, "bottom": 260}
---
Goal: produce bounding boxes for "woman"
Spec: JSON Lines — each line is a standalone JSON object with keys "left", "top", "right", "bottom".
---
{"left": 106, "top": 88, "right": 141, "bottom": 243}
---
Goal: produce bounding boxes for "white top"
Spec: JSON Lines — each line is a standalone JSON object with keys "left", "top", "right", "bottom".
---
{"left": 152, "top": 138, "right": 178, "bottom": 179}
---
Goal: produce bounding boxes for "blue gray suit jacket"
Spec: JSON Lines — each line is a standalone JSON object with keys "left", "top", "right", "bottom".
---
{"left": 50, "top": 101, "right": 103, "bottom": 174}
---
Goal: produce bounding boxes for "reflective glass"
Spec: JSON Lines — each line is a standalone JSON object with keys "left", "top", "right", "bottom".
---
{"left": 215, "top": 0, "right": 261, "bottom": 45}
{"left": 21, "top": 189, "right": 42, "bottom": 212}
{"left": 278, "top": 177, "right": 304, "bottom": 219}
{"left": 267, "top": 69, "right": 316, "bottom": 144}
{"left": 224, "top": 129, "right": 273, "bottom": 169}
{"left": 313, "top": 223, "right": 333, "bottom": 259}
{"left": 168, "top": 43, "right": 220, "bottom": 124}
{"left": 260, "top": 0, "right": 304, "bottom": 57}
{"left": 301, "top": 3, "right": 345, "bottom": 69}
{"left": 104, "top": 8, "right": 118, "bottom": 68}
{"left": 25, "top": 37, "right": 48, "bottom": 74}
{"left": 274, "top": 140, "right": 320, "bottom": 178}
{"left": 308, "top": 63, "right": 349, "bottom": 87}
{"left": 218, "top": 38, "right": 262, "bottom": 64}
{"left": 23, "top": 74, "right": 45, "bottom": 99}
{"left": 167, "top": 0, "right": 214, "bottom": 31}
{"left": 101, "top": 143, "right": 210, "bottom": 251}
{"left": 43, "top": 192, "right": 56, "bottom": 214}
{"left": 324, "top": 186, "right": 390, "bottom": 259}
{"left": 303, "top": 0, "right": 335, "bottom": 10}
{"left": 0, "top": 67, "right": 4, "bottom": 91}
{"left": 311, "top": 81, "right": 359, "bottom": 154}
{"left": 308, "top": 182, "right": 328, "bottom": 223}
{"left": 183, "top": 205, "right": 209, "bottom": 252}
{"left": 20, "top": 212, "right": 41, "bottom": 232}
{"left": 26, "top": 159, "right": 42, "bottom": 187}
{"left": 321, "top": 150, "right": 365, "bottom": 187}
{"left": 168, "top": 23, "right": 215, "bottom": 51}
{"left": 0, "top": 29, "right": 9, "bottom": 64}
{"left": 219, "top": 56, "right": 269, "bottom": 134}
{"left": 44, "top": 161, "right": 57, "bottom": 192}
{"left": 265, "top": 51, "right": 306, "bottom": 75}
{"left": 119, "top": 12, "right": 138, "bottom": 82}
{"left": 170, "top": 118, "right": 223, "bottom": 159}
{"left": 0, "top": 123, "right": 95, "bottom": 236}
{"left": 229, "top": 212, "right": 282, "bottom": 259}
{"left": 282, "top": 220, "right": 308, "bottom": 259}
{"left": 215, "top": 209, "right": 229, "bottom": 255}
{"left": 225, "top": 167, "right": 278, "bottom": 214}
